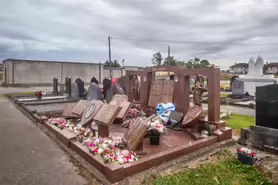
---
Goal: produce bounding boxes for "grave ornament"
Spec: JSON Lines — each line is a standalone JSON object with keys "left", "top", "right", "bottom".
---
{"left": 193, "top": 75, "right": 205, "bottom": 107}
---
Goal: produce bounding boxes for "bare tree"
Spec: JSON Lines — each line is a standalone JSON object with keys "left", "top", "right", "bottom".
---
{"left": 152, "top": 52, "right": 163, "bottom": 66}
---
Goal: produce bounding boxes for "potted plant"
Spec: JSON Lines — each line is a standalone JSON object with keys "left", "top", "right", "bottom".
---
{"left": 149, "top": 128, "right": 160, "bottom": 145}
{"left": 237, "top": 147, "right": 256, "bottom": 165}
{"left": 35, "top": 91, "right": 43, "bottom": 99}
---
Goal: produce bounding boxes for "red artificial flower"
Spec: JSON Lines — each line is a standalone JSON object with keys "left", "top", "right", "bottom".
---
{"left": 105, "top": 149, "right": 109, "bottom": 154}
{"left": 93, "top": 149, "right": 98, "bottom": 153}
{"left": 113, "top": 157, "right": 118, "bottom": 161}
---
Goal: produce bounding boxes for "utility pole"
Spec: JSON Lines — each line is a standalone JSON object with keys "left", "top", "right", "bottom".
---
{"left": 168, "top": 46, "right": 170, "bottom": 66}
{"left": 108, "top": 36, "right": 112, "bottom": 78}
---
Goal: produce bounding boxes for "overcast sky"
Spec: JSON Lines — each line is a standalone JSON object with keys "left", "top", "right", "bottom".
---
{"left": 1, "top": 0, "right": 278, "bottom": 69}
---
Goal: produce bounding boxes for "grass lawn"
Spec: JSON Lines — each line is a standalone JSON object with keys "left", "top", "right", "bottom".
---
{"left": 222, "top": 114, "right": 255, "bottom": 135}
{"left": 153, "top": 159, "right": 272, "bottom": 185}
{"left": 0, "top": 92, "right": 35, "bottom": 99}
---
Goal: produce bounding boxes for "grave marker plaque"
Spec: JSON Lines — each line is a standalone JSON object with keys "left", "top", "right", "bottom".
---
{"left": 94, "top": 104, "right": 121, "bottom": 126}
{"left": 61, "top": 102, "right": 79, "bottom": 118}
{"left": 79, "top": 100, "right": 103, "bottom": 127}
{"left": 148, "top": 80, "right": 164, "bottom": 107}
{"left": 159, "top": 80, "right": 174, "bottom": 103}
{"left": 72, "top": 100, "right": 94, "bottom": 116}
{"left": 232, "top": 79, "right": 244, "bottom": 96}
{"left": 124, "top": 118, "right": 150, "bottom": 151}
{"left": 110, "top": 95, "right": 132, "bottom": 120}
{"left": 182, "top": 106, "right": 204, "bottom": 127}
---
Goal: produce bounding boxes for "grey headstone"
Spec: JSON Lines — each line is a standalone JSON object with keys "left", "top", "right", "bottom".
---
{"left": 53, "top": 77, "right": 58, "bottom": 95}
{"left": 75, "top": 78, "right": 85, "bottom": 96}
{"left": 59, "top": 83, "right": 65, "bottom": 94}
{"left": 232, "top": 79, "right": 244, "bottom": 95}
{"left": 71, "top": 83, "right": 79, "bottom": 98}
{"left": 105, "top": 84, "right": 125, "bottom": 103}
{"left": 65, "top": 77, "right": 71, "bottom": 94}
{"left": 256, "top": 84, "right": 278, "bottom": 129}
{"left": 86, "top": 83, "right": 102, "bottom": 100}
{"left": 103, "top": 78, "right": 112, "bottom": 99}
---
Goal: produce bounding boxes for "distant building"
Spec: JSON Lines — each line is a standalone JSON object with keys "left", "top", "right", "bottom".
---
{"left": 265, "top": 63, "right": 278, "bottom": 74}
{"left": 229, "top": 63, "right": 248, "bottom": 74}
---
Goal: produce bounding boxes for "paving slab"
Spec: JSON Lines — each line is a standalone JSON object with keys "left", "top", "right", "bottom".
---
{"left": 0, "top": 98, "right": 100, "bottom": 185}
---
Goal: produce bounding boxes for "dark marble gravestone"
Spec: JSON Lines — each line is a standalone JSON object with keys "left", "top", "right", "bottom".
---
{"left": 53, "top": 77, "right": 58, "bottom": 95}
{"left": 91, "top": 77, "right": 99, "bottom": 85}
{"left": 232, "top": 79, "right": 244, "bottom": 96}
{"left": 103, "top": 78, "right": 112, "bottom": 99}
{"left": 75, "top": 78, "right": 85, "bottom": 97}
{"left": 86, "top": 83, "right": 102, "bottom": 101}
{"left": 65, "top": 77, "right": 71, "bottom": 94}
{"left": 105, "top": 84, "right": 125, "bottom": 103}
{"left": 256, "top": 84, "right": 278, "bottom": 129}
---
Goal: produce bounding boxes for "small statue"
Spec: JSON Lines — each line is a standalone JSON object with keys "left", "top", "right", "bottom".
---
{"left": 193, "top": 75, "right": 205, "bottom": 107}
{"left": 132, "top": 75, "right": 140, "bottom": 102}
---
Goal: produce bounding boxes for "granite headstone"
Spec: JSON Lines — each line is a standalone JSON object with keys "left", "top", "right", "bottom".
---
{"left": 53, "top": 77, "right": 58, "bottom": 95}
{"left": 86, "top": 83, "right": 102, "bottom": 100}
{"left": 65, "top": 77, "right": 71, "bottom": 94}
{"left": 232, "top": 79, "right": 244, "bottom": 96}
{"left": 71, "top": 83, "right": 79, "bottom": 98}
{"left": 75, "top": 78, "right": 85, "bottom": 96}
{"left": 256, "top": 84, "right": 278, "bottom": 129}
{"left": 105, "top": 84, "right": 125, "bottom": 103}
{"left": 103, "top": 78, "right": 112, "bottom": 99}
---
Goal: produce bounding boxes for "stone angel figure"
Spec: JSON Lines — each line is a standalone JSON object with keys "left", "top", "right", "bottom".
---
{"left": 193, "top": 75, "right": 206, "bottom": 107}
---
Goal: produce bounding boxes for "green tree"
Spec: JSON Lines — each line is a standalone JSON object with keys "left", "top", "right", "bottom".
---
{"left": 163, "top": 56, "right": 178, "bottom": 66}
{"left": 104, "top": 60, "right": 121, "bottom": 67}
{"left": 152, "top": 52, "right": 163, "bottom": 66}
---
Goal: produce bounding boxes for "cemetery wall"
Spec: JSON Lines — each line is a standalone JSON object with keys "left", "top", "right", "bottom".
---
{"left": 2, "top": 59, "right": 103, "bottom": 86}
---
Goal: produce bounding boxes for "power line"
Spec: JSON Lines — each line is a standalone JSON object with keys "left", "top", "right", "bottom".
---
{"left": 111, "top": 37, "right": 278, "bottom": 46}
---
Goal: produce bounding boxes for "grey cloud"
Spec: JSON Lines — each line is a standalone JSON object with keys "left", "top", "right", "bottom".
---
{"left": 1, "top": 0, "right": 278, "bottom": 68}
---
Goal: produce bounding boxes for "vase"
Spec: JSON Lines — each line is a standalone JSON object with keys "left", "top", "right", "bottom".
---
{"left": 237, "top": 152, "right": 254, "bottom": 165}
{"left": 150, "top": 135, "right": 160, "bottom": 145}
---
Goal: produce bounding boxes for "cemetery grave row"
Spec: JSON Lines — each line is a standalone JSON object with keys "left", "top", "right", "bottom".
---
{"left": 9, "top": 66, "right": 233, "bottom": 183}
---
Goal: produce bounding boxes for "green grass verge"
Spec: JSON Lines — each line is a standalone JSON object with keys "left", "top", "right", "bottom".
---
{"left": 222, "top": 114, "right": 255, "bottom": 130}
{"left": 153, "top": 159, "right": 272, "bottom": 185}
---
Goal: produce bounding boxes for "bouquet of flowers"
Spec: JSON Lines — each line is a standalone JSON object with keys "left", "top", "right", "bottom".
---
{"left": 82, "top": 136, "right": 137, "bottom": 165}
{"left": 122, "top": 109, "right": 146, "bottom": 128}
{"left": 48, "top": 118, "right": 69, "bottom": 129}
{"left": 237, "top": 147, "right": 256, "bottom": 157}
{"left": 35, "top": 91, "right": 43, "bottom": 99}
{"left": 65, "top": 124, "right": 92, "bottom": 143}
{"left": 122, "top": 119, "right": 136, "bottom": 128}
{"left": 147, "top": 119, "right": 165, "bottom": 133}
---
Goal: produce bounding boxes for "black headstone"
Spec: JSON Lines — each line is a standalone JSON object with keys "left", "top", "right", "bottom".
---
{"left": 256, "top": 84, "right": 278, "bottom": 129}
{"left": 86, "top": 83, "right": 102, "bottom": 100}
{"left": 103, "top": 78, "right": 112, "bottom": 99}
{"left": 105, "top": 84, "right": 125, "bottom": 103}
{"left": 90, "top": 77, "right": 99, "bottom": 85}
{"left": 53, "top": 77, "right": 58, "bottom": 95}
{"left": 75, "top": 78, "right": 85, "bottom": 96}
{"left": 65, "top": 77, "right": 71, "bottom": 94}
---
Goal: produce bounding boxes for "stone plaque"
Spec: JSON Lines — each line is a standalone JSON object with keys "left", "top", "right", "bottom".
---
{"left": 232, "top": 79, "right": 244, "bottom": 95}
{"left": 182, "top": 106, "right": 204, "bottom": 127}
{"left": 124, "top": 118, "right": 150, "bottom": 151}
{"left": 93, "top": 104, "right": 121, "bottom": 126}
{"left": 86, "top": 83, "right": 102, "bottom": 100}
{"left": 148, "top": 80, "right": 164, "bottom": 108}
{"left": 79, "top": 100, "right": 103, "bottom": 127}
{"left": 61, "top": 102, "right": 79, "bottom": 118}
{"left": 72, "top": 100, "right": 94, "bottom": 116}
{"left": 110, "top": 95, "right": 132, "bottom": 120}
{"left": 159, "top": 80, "right": 174, "bottom": 104}
{"left": 105, "top": 84, "right": 125, "bottom": 103}
{"left": 256, "top": 84, "right": 278, "bottom": 129}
